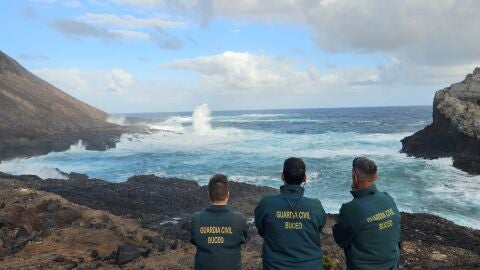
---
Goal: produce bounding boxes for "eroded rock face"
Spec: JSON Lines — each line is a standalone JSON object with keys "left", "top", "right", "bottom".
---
{"left": 401, "top": 67, "right": 480, "bottom": 174}
{"left": 436, "top": 67, "right": 480, "bottom": 138}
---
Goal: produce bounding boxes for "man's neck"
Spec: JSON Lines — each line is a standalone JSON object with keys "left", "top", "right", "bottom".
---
{"left": 352, "top": 181, "right": 375, "bottom": 191}
{"left": 211, "top": 201, "right": 228, "bottom": 206}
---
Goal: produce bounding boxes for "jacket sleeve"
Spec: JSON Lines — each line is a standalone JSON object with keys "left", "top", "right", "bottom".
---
{"left": 385, "top": 192, "right": 402, "bottom": 246}
{"left": 190, "top": 213, "right": 199, "bottom": 246}
{"left": 312, "top": 199, "right": 327, "bottom": 231}
{"left": 254, "top": 197, "right": 267, "bottom": 237}
{"left": 332, "top": 203, "right": 362, "bottom": 248}
{"left": 241, "top": 215, "right": 249, "bottom": 242}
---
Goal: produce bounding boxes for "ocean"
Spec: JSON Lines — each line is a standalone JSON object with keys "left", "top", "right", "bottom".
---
{"left": 1, "top": 105, "right": 479, "bottom": 229}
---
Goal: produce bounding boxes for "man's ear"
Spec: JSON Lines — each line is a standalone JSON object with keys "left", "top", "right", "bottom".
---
{"left": 303, "top": 174, "right": 307, "bottom": 183}
{"left": 281, "top": 172, "right": 285, "bottom": 183}
{"left": 352, "top": 170, "right": 359, "bottom": 186}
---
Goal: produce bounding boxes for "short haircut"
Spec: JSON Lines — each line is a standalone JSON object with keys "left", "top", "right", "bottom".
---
{"left": 352, "top": 157, "right": 377, "bottom": 178}
{"left": 283, "top": 157, "right": 306, "bottom": 185}
{"left": 208, "top": 174, "right": 229, "bottom": 202}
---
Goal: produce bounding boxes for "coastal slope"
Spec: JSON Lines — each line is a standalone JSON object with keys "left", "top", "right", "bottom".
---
{"left": 401, "top": 67, "right": 480, "bottom": 174}
{"left": 0, "top": 50, "right": 125, "bottom": 160}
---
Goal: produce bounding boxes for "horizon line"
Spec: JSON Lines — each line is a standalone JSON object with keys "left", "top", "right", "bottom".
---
{"left": 112, "top": 104, "right": 431, "bottom": 115}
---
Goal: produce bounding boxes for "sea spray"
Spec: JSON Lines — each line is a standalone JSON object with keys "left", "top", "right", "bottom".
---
{"left": 106, "top": 116, "right": 127, "bottom": 126}
{"left": 192, "top": 103, "right": 212, "bottom": 134}
{"left": 69, "top": 140, "right": 87, "bottom": 151}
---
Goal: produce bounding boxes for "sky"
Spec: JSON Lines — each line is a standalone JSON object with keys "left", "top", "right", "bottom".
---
{"left": 1, "top": 0, "right": 479, "bottom": 113}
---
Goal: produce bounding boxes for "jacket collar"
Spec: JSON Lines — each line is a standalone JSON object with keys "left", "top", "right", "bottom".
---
{"left": 280, "top": 184, "right": 305, "bottom": 197}
{"left": 351, "top": 184, "right": 378, "bottom": 198}
{"left": 206, "top": 204, "right": 232, "bottom": 213}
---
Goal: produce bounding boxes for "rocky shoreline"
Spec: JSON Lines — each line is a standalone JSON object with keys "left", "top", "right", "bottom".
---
{"left": 0, "top": 172, "right": 478, "bottom": 269}
{"left": 402, "top": 67, "right": 480, "bottom": 174}
{"left": 0, "top": 124, "right": 152, "bottom": 162}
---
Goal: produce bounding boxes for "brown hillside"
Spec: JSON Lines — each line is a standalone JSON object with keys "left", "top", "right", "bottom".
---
{"left": 0, "top": 51, "right": 125, "bottom": 159}
{"left": 0, "top": 50, "right": 111, "bottom": 137}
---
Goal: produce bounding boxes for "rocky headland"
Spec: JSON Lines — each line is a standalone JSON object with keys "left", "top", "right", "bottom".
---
{"left": 0, "top": 51, "right": 146, "bottom": 161}
{"left": 0, "top": 172, "right": 478, "bottom": 269}
{"left": 401, "top": 67, "right": 480, "bottom": 174}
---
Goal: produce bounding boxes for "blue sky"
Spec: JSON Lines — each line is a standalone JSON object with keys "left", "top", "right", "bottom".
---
{"left": 1, "top": 0, "right": 479, "bottom": 113}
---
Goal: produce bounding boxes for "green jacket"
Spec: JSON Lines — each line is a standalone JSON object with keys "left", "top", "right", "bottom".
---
{"left": 255, "top": 184, "right": 327, "bottom": 270}
{"left": 333, "top": 185, "right": 401, "bottom": 270}
{"left": 191, "top": 205, "right": 248, "bottom": 270}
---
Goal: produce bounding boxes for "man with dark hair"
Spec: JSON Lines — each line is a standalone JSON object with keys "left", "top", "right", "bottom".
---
{"left": 333, "top": 157, "right": 401, "bottom": 270}
{"left": 191, "top": 174, "right": 248, "bottom": 270}
{"left": 255, "top": 157, "right": 327, "bottom": 270}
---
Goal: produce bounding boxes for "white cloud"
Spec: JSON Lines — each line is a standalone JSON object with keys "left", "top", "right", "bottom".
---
{"left": 64, "top": 0, "right": 82, "bottom": 8}
{"left": 52, "top": 13, "right": 186, "bottom": 46}
{"left": 113, "top": 0, "right": 480, "bottom": 67}
{"left": 34, "top": 68, "right": 134, "bottom": 94}
{"left": 80, "top": 13, "right": 184, "bottom": 29}
{"left": 32, "top": 67, "right": 199, "bottom": 113}
{"left": 109, "top": 29, "right": 150, "bottom": 40}
{"left": 30, "top": 0, "right": 83, "bottom": 8}
{"left": 50, "top": 19, "right": 182, "bottom": 44}
{"left": 167, "top": 51, "right": 379, "bottom": 93}
{"left": 376, "top": 60, "right": 479, "bottom": 87}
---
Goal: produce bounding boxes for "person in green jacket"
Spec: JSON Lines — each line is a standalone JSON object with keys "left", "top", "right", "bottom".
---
{"left": 333, "top": 157, "right": 401, "bottom": 270}
{"left": 190, "top": 174, "right": 248, "bottom": 270}
{"left": 255, "top": 157, "right": 327, "bottom": 270}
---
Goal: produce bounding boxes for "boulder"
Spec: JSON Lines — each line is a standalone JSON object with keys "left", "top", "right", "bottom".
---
{"left": 116, "top": 244, "right": 150, "bottom": 265}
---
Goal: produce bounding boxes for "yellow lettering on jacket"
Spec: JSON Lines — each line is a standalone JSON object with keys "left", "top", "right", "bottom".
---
{"left": 366, "top": 208, "right": 395, "bottom": 223}
{"left": 207, "top": 236, "right": 224, "bottom": 244}
{"left": 276, "top": 211, "right": 311, "bottom": 220}
{"left": 379, "top": 219, "right": 393, "bottom": 230}
{"left": 199, "top": 226, "right": 233, "bottom": 234}
{"left": 284, "top": 221, "right": 303, "bottom": 230}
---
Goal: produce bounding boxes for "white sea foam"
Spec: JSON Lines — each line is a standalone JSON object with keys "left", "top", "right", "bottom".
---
{"left": 106, "top": 115, "right": 127, "bottom": 126}
{"left": 192, "top": 103, "right": 212, "bottom": 134}
{"left": 352, "top": 132, "right": 413, "bottom": 143}
{"left": 147, "top": 116, "right": 192, "bottom": 133}
{"left": 237, "top": 113, "right": 286, "bottom": 118}
{"left": 68, "top": 140, "right": 87, "bottom": 151}
{"left": 214, "top": 118, "right": 322, "bottom": 123}
{"left": 229, "top": 175, "right": 275, "bottom": 185}
{"left": 147, "top": 104, "right": 213, "bottom": 134}
{"left": 0, "top": 161, "right": 68, "bottom": 180}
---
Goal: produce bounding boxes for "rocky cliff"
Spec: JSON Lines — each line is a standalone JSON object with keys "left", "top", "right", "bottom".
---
{"left": 0, "top": 51, "right": 125, "bottom": 160}
{"left": 401, "top": 67, "right": 480, "bottom": 174}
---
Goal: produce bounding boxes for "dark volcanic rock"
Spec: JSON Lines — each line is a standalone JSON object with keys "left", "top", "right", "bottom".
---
{"left": 400, "top": 212, "right": 480, "bottom": 255}
{"left": 0, "top": 173, "right": 479, "bottom": 269}
{"left": 19, "top": 174, "right": 276, "bottom": 230}
{"left": 401, "top": 67, "right": 480, "bottom": 174}
{"left": 0, "top": 50, "right": 131, "bottom": 160}
{"left": 116, "top": 244, "right": 150, "bottom": 265}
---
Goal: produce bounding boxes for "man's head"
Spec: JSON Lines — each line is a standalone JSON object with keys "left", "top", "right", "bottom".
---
{"left": 282, "top": 157, "right": 307, "bottom": 185}
{"left": 208, "top": 174, "right": 230, "bottom": 204}
{"left": 351, "top": 157, "right": 378, "bottom": 189}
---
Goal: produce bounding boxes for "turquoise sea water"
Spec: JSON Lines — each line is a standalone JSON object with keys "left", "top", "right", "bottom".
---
{"left": 1, "top": 105, "right": 479, "bottom": 228}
